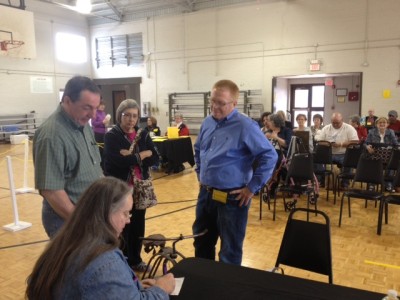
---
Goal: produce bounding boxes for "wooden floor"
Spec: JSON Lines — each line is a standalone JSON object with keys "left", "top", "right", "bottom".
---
{"left": 1, "top": 140, "right": 400, "bottom": 299}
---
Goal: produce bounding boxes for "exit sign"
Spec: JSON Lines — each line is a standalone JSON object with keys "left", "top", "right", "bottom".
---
{"left": 309, "top": 62, "right": 321, "bottom": 71}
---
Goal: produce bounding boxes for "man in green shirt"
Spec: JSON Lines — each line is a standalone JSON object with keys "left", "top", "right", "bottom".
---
{"left": 33, "top": 76, "right": 103, "bottom": 238}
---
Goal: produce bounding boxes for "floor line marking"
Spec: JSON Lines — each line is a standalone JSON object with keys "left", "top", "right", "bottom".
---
{"left": 364, "top": 260, "right": 400, "bottom": 269}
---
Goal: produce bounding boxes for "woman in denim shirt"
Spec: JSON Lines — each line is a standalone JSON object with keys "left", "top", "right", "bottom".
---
{"left": 365, "top": 116, "right": 398, "bottom": 151}
{"left": 26, "top": 177, "right": 174, "bottom": 299}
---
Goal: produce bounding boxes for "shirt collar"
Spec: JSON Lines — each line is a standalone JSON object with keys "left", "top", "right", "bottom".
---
{"left": 58, "top": 104, "right": 83, "bottom": 130}
{"left": 212, "top": 108, "right": 238, "bottom": 123}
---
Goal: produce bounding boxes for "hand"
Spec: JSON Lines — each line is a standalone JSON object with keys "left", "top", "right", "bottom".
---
{"left": 230, "top": 186, "right": 254, "bottom": 207}
{"left": 139, "top": 150, "right": 152, "bottom": 160}
{"left": 154, "top": 273, "right": 175, "bottom": 294}
{"left": 120, "top": 149, "right": 131, "bottom": 156}
{"left": 141, "top": 278, "right": 156, "bottom": 289}
{"left": 366, "top": 145, "right": 374, "bottom": 154}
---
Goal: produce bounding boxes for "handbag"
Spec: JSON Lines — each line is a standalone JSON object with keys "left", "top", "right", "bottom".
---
{"left": 127, "top": 128, "right": 158, "bottom": 210}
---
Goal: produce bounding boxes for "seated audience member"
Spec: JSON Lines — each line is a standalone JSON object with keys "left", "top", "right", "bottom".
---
{"left": 310, "top": 113, "right": 324, "bottom": 144}
{"left": 365, "top": 116, "right": 399, "bottom": 191}
{"left": 145, "top": 116, "right": 161, "bottom": 136}
{"left": 260, "top": 112, "right": 272, "bottom": 134}
{"left": 174, "top": 113, "right": 190, "bottom": 136}
{"left": 363, "top": 108, "right": 378, "bottom": 132}
{"left": 293, "top": 113, "right": 313, "bottom": 152}
{"left": 387, "top": 110, "right": 400, "bottom": 138}
{"left": 349, "top": 115, "right": 367, "bottom": 142}
{"left": 265, "top": 113, "right": 293, "bottom": 196}
{"left": 276, "top": 110, "right": 293, "bottom": 129}
{"left": 315, "top": 112, "right": 359, "bottom": 187}
{"left": 164, "top": 113, "right": 189, "bottom": 174}
{"left": 26, "top": 177, "right": 175, "bottom": 299}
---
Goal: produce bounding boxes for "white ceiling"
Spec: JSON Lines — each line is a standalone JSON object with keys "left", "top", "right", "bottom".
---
{"left": 1, "top": 0, "right": 258, "bottom": 25}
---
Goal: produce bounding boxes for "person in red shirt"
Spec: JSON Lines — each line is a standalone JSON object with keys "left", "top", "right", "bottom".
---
{"left": 387, "top": 110, "right": 400, "bottom": 134}
{"left": 174, "top": 113, "right": 190, "bottom": 136}
{"left": 349, "top": 115, "right": 367, "bottom": 142}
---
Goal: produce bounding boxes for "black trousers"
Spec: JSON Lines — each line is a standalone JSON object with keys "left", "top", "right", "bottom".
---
{"left": 94, "top": 132, "right": 105, "bottom": 170}
{"left": 121, "top": 208, "right": 146, "bottom": 266}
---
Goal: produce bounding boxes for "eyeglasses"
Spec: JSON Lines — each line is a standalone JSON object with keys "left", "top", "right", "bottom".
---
{"left": 210, "top": 99, "right": 233, "bottom": 108}
{"left": 121, "top": 210, "right": 132, "bottom": 220}
{"left": 122, "top": 113, "right": 138, "bottom": 119}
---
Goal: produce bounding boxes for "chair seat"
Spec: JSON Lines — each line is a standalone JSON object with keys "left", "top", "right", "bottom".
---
{"left": 279, "top": 185, "right": 314, "bottom": 195}
{"left": 383, "top": 194, "right": 400, "bottom": 204}
{"left": 344, "top": 189, "right": 383, "bottom": 200}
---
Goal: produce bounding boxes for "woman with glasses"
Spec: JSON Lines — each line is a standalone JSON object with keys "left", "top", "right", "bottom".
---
{"left": 104, "top": 99, "right": 159, "bottom": 272}
{"left": 26, "top": 177, "right": 174, "bottom": 299}
{"left": 265, "top": 113, "right": 293, "bottom": 197}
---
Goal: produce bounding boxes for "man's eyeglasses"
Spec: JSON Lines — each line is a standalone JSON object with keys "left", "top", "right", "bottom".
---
{"left": 210, "top": 99, "right": 233, "bottom": 108}
{"left": 122, "top": 113, "right": 138, "bottom": 119}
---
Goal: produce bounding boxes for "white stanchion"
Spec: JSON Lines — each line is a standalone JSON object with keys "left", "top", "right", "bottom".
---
{"left": 3, "top": 156, "right": 32, "bottom": 232}
{"left": 15, "top": 138, "right": 35, "bottom": 194}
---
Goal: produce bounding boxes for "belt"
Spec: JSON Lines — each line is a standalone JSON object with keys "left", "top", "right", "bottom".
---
{"left": 200, "top": 184, "right": 244, "bottom": 193}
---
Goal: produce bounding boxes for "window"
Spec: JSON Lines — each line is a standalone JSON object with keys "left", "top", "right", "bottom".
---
{"left": 55, "top": 33, "right": 87, "bottom": 63}
{"left": 95, "top": 33, "right": 143, "bottom": 68}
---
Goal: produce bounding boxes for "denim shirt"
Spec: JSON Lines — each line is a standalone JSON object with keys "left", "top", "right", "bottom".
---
{"left": 365, "top": 128, "right": 399, "bottom": 146}
{"left": 58, "top": 249, "right": 168, "bottom": 300}
{"left": 195, "top": 109, "right": 277, "bottom": 193}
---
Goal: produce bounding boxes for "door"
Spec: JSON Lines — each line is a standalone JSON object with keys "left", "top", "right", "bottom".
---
{"left": 112, "top": 90, "right": 127, "bottom": 121}
{"left": 290, "top": 84, "right": 325, "bottom": 127}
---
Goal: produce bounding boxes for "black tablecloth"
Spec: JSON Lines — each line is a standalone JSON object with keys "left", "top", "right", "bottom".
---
{"left": 153, "top": 137, "right": 195, "bottom": 166}
{"left": 170, "top": 258, "right": 384, "bottom": 300}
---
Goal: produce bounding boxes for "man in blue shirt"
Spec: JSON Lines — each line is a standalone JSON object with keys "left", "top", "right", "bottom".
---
{"left": 193, "top": 79, "right": 278, "bottom": 265}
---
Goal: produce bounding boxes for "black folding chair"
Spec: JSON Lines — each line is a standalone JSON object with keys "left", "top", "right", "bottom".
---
{"left": 273, "top": 153, "right": 318, "bottom": 221}
{"left": 383, "top": 147, "right": 400, "bottom": 191}
{"left": 378, "top": 164, "right": 400, "bottom": 235}
{"left": 334, "top": 143, "right": 362, "bottom": 204}
{"left": 272, "top": 208, "right": 333, "bottom": 284}
{"left": 313, "top": 141, "right": 334, "bottom": 201}
{"left": 338, "top": 154, "right": 385, "bottom": 234}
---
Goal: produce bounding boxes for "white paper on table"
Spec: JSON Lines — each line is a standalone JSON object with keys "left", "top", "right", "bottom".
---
{"left": 171, "top": 277, "right": 184, "bottom": 296}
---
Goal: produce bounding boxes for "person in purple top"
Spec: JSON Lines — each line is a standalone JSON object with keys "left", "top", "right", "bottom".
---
{"left": 91, "top": 100, "right": 110, "bottom": 169}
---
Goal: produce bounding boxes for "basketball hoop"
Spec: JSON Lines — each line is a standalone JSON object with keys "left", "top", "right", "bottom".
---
{"left": 0, "top": 40, "right": 25, "bottom": 52}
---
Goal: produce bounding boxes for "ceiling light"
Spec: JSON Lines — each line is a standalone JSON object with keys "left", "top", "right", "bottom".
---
{"left": 76, "top": 0, "right": 92, "bottom": 14}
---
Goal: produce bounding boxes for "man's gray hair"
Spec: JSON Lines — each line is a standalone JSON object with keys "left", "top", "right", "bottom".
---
{"left": 116, "top": 99, "right": 140, "bottom": 123}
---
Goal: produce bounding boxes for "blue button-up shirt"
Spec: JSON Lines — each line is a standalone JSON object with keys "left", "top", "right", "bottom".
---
{"left": 194, "top": 109, "right": 277, "bottom": 193}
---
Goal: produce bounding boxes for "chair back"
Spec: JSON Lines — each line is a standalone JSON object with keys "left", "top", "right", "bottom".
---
{"left": 385, "top": 147, "right": 400, "bottom": 172}
{"left": 285, "top": 153, "right": 314, "bottom": 184}
{"left": 313, "top": 141, "right": 332, "bottom": 164}
{"left": 342, "top": 143, "right": 363, "bottom": 168}
{"left": 274, "top": 208, "right": 333, "bottom": 284}
{"left": 353, "top": 154, "right": 384, "bottom": 185}
{"left": 392, "top": 164, "right": 400, "bottom": 188}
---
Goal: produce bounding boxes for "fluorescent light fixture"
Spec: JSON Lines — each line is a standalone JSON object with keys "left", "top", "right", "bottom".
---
{"left": 76, "top": 0, "right": 92, "bottom": 14}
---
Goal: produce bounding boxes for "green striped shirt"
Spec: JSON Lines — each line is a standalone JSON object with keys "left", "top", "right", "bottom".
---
{"left": 33, "top": 105, "right": 103, "bottom": 204}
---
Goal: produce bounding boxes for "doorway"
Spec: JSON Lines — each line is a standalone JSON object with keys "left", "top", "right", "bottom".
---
{"left": 112, "top": 90, "right": 127, "bottom": 121}
{"left": 291, "top": 84, "right": 325, "bottom": 127}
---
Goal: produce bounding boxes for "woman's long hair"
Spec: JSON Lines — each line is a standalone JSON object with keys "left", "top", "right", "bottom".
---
{"left": 26, "top": 177, "right": 132, "bottom": 299}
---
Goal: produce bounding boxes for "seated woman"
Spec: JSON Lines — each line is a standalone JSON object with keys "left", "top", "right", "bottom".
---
{"left": 26, "top": 177, "right": 175, "bottom": 299}
{"left": 293, "top": 113, "right": 313, "bottom": 153}
{"left": 365, "top": 116, "right": 399, "bottom": 191}
{"left": 145, "top": 116, "right": 161, "bottom": 137}
{"left": 349, "top": 115, "right": 367, "bottom": 143}
{"left": 265, "top": 113, "right": 293, "bottom": 197}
